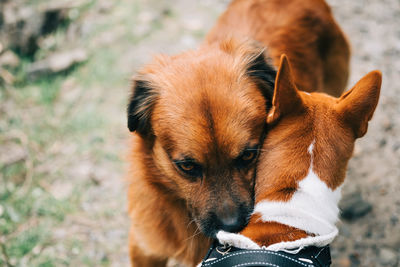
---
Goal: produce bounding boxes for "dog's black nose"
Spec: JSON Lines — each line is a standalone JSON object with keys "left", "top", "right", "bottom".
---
{"left": 217, "top": 201, "right": 243, "bottom": 232}
{"left": 219, "top": 214, "right": 242, "bottom": 232}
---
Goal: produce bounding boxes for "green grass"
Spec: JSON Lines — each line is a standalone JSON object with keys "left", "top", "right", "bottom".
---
{"left": 0, "top": 2, "right": 110, "bottom": 264}
{"left": 0, "top": 0, "right": 190, "bottom": 265}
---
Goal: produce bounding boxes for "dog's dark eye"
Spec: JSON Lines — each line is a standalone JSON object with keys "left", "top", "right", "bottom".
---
{"left": 241, "top": 150, "right": 256, "bottom": 161}
{"left": 174, "top": 160, "right": 203, "bottom": 178}
{"left": 235, "top": 146, "right": 259, "bottom": 168}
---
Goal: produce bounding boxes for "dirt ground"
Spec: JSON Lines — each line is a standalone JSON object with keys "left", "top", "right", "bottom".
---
{"left": 326, "top": 1, "right": 400, "bottom": 266}
{"left": 1, "top": 0, "right": 399, "bottom": 266}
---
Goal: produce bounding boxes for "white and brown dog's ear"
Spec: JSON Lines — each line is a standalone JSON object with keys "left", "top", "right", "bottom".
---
{"left": 127, "top": 78, "right": 158, "bottom": 136}
{"left": 267, "top": 54, "right": 304, "bottom": 124}
{"left": 336, "top": 71, "right": 382, "bottom": 138}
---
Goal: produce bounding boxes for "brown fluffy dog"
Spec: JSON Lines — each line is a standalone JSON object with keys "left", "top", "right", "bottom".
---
{"left": 127, "top": 0, "right": 350, "bottom": 266}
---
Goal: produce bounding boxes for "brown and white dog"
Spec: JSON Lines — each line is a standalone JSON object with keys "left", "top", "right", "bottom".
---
{"left": 127, "top": 0, "right": 349, "bottom": 266}
{"left": 215, "top": 55, "right": 382, "bottom": 254}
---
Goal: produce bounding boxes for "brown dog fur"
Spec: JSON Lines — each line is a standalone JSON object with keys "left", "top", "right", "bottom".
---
{"left": 127, "top": 0, "right": 350, "bottom": 266}
{"left": 206, "top": 0, "right": 350, "bottom": 97}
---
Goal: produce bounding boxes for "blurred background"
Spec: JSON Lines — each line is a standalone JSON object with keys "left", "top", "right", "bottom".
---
{"left": 0, "top": 0, "right": 399, "bottom": 266}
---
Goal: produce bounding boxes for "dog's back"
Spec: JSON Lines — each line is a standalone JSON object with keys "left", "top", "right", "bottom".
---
{"left": 206, "top": 0, "right": 350, "bottom": 97}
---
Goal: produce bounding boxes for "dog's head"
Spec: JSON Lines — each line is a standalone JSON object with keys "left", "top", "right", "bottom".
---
{"left": 127, "top": 39, "right": 276, "bottom": 237}
{"left": 256, "top": 55, "right": 382, "bottom": 202}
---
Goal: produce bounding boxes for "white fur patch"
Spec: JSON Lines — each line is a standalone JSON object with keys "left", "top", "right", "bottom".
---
{"left": 217, "top": 140, "right": 342, "bottom": 251}
{"left": 308, "top": 140, "right": 315, "bottom": 154}
{"left": 216, "top": 231, "right": 261, "bottom": 249}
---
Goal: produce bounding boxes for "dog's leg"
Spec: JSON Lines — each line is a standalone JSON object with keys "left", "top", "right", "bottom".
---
{"left": 129, "top": 229, "right": 168, "bottom": 267}
{"left": 129, "top": 242, "right": 168, "bottom": 267}
{"left": 130, "top": 247, "right": 167, "bottom": 267}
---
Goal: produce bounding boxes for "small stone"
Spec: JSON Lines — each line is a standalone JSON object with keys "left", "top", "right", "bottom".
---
{"left": 390, "top": 215, "right": 398, "bottom": 226}
{"left": 379, "top": 248, "right": 398, "bottom": 266}
{"left": 382, "top": 118, "right": 394, "bottom": 132}
{"left": 379, "top": 138, "right": 387, "bottom": 147}
{"left": 0, "top": 68, "right": 15, "bottom": 84}
{"left": 348, "top": 252, "right": 361, "bottom": 267}
{"left": 0, "top": 50, "right": 20, "bottom": 68}
{"left": 393, "top": 143, "right": 400, "bottom": 152}
{"left": 27, "top": 48, "right": 88, "bottom": 78}
{"left": 0, "top": 142, "right": 27, "bottom": 166}
{"left": 339, "top": 190, "right": 372, "bottom": 220}
{"left": 383, "top": 231, "right": 400, "bottom": 249}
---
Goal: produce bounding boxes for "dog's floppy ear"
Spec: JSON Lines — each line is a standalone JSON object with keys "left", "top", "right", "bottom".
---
{"left": 127, "top": 78, "right": 157, "bottom": 136}
{"left": 246, "top": 50, "right": 277, "bottom": 109}
{"left": 221, "top": 39, "right": 276, "bottom": 109}
{"left": 336, "top": 71, "right": 382, "bottom": 138}
{"left": 267, "top": 54, "right": 304, "bottom": 124}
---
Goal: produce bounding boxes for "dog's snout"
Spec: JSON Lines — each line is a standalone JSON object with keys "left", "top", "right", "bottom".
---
{"left": 219, "top": 214, "right": 241, "bottom": 232}
{"left": 198, "top": 198, "right": 253, "bottom": 236}
{"left": 216, "top": 201, "right": 242, "bottom": 232}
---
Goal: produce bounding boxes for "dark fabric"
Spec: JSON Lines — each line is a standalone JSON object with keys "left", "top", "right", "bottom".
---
{"left": 200, "top": 242, "right": 331, "bottom": 267}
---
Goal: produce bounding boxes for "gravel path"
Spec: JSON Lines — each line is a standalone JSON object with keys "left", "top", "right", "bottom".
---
{"left": 327, "top": 1, "right": 400, "bottom": 266}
